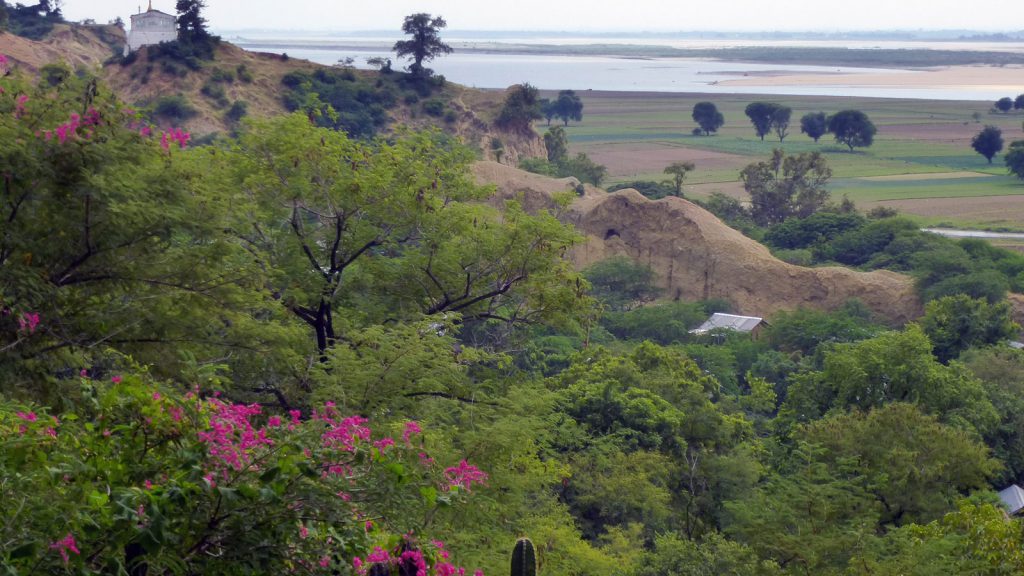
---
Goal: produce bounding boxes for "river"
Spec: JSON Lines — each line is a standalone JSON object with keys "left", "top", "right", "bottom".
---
{"left": 229, "top": 34, "right": 1024, "bottom": 101}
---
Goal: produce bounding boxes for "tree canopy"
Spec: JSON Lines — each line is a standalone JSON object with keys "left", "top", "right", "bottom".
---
{"left": 827, "top": 110, "right": 877, "bottom": 151}
{"left": 800, "top": 111, "right": 827, "bottom": 142}
{"left": 1006, "top": 140, "right": 1024, "bottom": 180}
{"left": 740, "top": 149, "right": 833, "bottom": 226}
{"left": 743, "top": 102, "right": 790, "bottom": 142}
{"left": 971, "top": 125, "right": 1004, "bottom": 163}
{"left": 692, "top": 101, "right": 724, "bottom": 136}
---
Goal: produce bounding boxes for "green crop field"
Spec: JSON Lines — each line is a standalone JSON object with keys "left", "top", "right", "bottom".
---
{"left": 543, "top": 91, "right": 1024, "bottom": 228}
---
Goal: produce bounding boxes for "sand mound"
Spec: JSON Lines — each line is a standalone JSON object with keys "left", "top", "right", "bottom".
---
{"left": 473, "top": 161, "right": 922, "bottom": 324}
{"left": 0, "top": 25, "right": 122, "bottom": 72}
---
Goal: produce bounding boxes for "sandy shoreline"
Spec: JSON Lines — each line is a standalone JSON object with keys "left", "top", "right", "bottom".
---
{"left": 717, "top": 64, "right": 1024, "bottom": 90}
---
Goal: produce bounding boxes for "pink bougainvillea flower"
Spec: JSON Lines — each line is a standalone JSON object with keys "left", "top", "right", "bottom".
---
{"left": 17, "top": 312, "right": 39, "bottom": 334}
{"left": 366, "top": 546, "right": 390, "bottom": 564}
{"left": 374, "top": 437, "right": 395, "bottom": 451}
{"left": 49, "top": 533, "right": 80, "bottom": 565}
{"left": 402, "top": 421, "right": 422, "bottom": 445}
{"left": 111, "top": 375, "right": 122, "bottom": 384}
{"left": 319, "top": 556, "right": 330, "bottom": 568}
{"left": 16, "top": 411, "right": 37, "bottom": 422}
{"left": 444, "top": 460, "right": 488, "bottom": 492}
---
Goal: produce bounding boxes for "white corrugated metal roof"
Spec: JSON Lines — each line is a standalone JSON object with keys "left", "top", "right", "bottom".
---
{"left": 998, "top": 484, "right": 1024, "bottom": 515}
{"left": 689, "top": 313, "right": 764, "bottom": 335}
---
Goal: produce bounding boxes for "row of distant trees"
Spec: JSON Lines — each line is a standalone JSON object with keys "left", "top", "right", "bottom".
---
{"left": 691, "top": 101, "right": 877, "bottom": 150}
{"left": 994, "top": 94, "right": 1024, "bottom": 113}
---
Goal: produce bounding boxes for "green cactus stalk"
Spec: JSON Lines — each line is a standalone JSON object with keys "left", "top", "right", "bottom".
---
{"left": 511, "top": 537, "right": 536, "bottom": 576}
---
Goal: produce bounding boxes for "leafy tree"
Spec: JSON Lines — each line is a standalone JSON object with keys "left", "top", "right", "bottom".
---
{"left": 583, "top": 256, "right": 661, "bottom": 311}
{"left": 1006, "top": 140, "right": 1024, "bottom": 180}
{"left": 633, "top": 532, "right": 780, "bottom": 576}
{"left": 995, "top": 96, "right": 1014, "bottom": 113}
{"left": 744, "top": 102, "right": 790, "bottom": 142}
{"left": 691, "top": 101, "right": 724, "bottom": 136}
{"left": 743, "top": 102, "right": 778, "bottom": 141}
{"left": 496, "top": 82, "right": 542, "bottom": 133}
{"left": 553, "top": 89, "right": 583, "bottom": 126}
{"left": 771, "top": 105, "right": 791, "bottom": 142}
{"left": 392, "top": 13, "right": 452, "bottom": 79}
{"left": 799, "top": 403, "right": 998, "bottom": 526}
{"left": 607, "top": 180, "right": 676, "bottom": 200}
{"left": 918, "top": 294, "right": 1018, "bottom": 363}
{"left": 175, "top": 0, "right": 208, "bottom": 43}
{"left": 800, "top": 111, "right": 827, "bottom": 142}
{"left": 724, "top": 444, "right": 881, "bottom": 574}
{"left": 544, "top": 125, "right": 569, "bottom": 163}
{"left": 211, "top": 114, "right": 584, "bottom": 366}
{"left": 827, "top": 110, "right": 877, "bottom": 151}
{"left": 740, "top": 149, "right": 832, "bottom": 226}
{"left": 971, "top": 125, "right": 1004, "bottom": 163}
{"left": 764, "top": 211, "right": 866, "bottom": 251}
{"left": 963, "top": 347, "right": 1024, "bottom": 485}
{"left": 663, "top": 161, "right": 695, "bottom": 197}
{"left": 780, "top": 325, "right": 998, "bottom": 434}
{"left": 1015, "top": 93, "right": 1024, "bottom": 110}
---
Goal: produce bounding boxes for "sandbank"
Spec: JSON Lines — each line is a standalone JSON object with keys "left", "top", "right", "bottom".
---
{"left": 717, "top": 64, "right": 1024, "bottom": 91}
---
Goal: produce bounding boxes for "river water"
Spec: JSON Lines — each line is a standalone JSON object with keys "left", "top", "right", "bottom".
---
{"left": 230, "top": 34, "right": 1024, "bottom": 101}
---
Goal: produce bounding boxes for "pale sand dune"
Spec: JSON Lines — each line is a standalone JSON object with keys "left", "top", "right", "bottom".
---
{"left": 718, "top": 65, "right": 1024, "bottom": 90}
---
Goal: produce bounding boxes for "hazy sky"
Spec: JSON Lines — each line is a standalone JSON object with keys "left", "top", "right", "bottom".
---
{"left": 61, "top": 0, "right": 1024, "bottom": 32}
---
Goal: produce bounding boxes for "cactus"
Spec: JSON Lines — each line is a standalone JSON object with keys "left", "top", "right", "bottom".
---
{"left": 511, "top": 537, "right": 536, "bottom": 576}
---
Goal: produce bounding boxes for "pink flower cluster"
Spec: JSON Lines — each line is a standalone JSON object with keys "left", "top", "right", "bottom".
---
{"left": 443, "top": 460, "right": 488, "bottom": 492}
{"left": 0, "top": 54, "right": 9, "bottom": 75}
{"left": 403, "top": 420, "right": 422, "bottom": 445}
{"left": 49, "top": 533, "right": 79, "bottom": 565}
{"left": 317, "top": 408, "right": 371, "bottom": 453}
{"left": 14, "top": 94, "right": 28, "bottom": 118}
{"left": 40, "top": 109, "right": 103, "bottom": 144}
{"left": 197, "top": 400, "right": 273, "bottom": 473}
{"left": 17, "top": 312, "right": 39, "bottom": 334}
{"left": 160, "top": 127, "right": 190, "bottom": 150}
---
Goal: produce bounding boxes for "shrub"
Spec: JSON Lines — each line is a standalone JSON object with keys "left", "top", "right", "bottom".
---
{"left": 152, "top": 95, "right": 198, "bottom": 123}
{"left": 422, "top": 99, "right": 445, "bottom": 117}
{"left": 225, "top": 100, "right": 248, "bottom": 123}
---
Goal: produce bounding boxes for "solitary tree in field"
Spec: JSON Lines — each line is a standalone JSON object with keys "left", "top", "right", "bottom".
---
{"left": 663, "top": 161, "right": 695, "bottom": 197}
{"left": 553, "top": 90, "right": 584, "bottom": 126}
{"left": 996, "top": 97, "right": 1014, "bottom": 113}
{"left": 827, "top": 110, "right": 876, "bottom": 151}
{"left": 1007, "top": 141, "right": 1024, "bottom": 180}
{"left": 692, "top": 101, "right": 724, "bottom": 136}
{"left": 801, "top": 112, "right": 827, "bottom": 142}
{"left": 971, "top": 125, "right": 1004, "bottom": 164}
{"left": 393, "top": 13, "right": 452, "bottom": 79}
{"left": 1015, "top": 94, "right": 1024, "bottom": 110}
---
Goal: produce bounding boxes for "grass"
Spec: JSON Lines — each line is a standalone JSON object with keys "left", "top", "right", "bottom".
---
{"left": 551, "top": 91, "right": 1024, "bottom": 227}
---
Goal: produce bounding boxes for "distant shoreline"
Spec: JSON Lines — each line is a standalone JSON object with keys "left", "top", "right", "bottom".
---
{"left": 233, "top": 39, "right": 1024, "bottom": 69}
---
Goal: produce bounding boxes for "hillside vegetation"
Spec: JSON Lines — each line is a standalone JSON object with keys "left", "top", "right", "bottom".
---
{"left": 7, "top": 23, "right": 1024, "bottom": 576}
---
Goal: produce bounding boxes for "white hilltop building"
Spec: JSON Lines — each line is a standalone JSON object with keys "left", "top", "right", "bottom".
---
{"left": 124, "top": 1, "right": 177, "bottom": 56}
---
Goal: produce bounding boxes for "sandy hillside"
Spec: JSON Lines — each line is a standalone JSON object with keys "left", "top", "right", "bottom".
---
{"left": 0, "top": 25, "right": 123, "bottom": 71}
{"left": 474, "top": 161, "right": 922, "bottom": 324}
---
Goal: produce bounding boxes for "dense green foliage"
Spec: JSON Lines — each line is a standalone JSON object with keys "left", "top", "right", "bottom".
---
{"left": 972, "top": 125, "right": 1005, "bottom": 163}
{"left": 5, "top": 62, "right": 1024, "bottom": 576}
{"left": 496, "top": 83, "right": 542, "bottom": 133}
{"left": 280, "top": 67, "right": 401, "bottom": 138}
{"left": 741, "top": 149, "right": 832, "bottom": 226}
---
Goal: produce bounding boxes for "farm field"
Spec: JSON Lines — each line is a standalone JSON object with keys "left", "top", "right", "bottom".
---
{"left": 547, "top": 91, "right": 1024, "bottom": 229}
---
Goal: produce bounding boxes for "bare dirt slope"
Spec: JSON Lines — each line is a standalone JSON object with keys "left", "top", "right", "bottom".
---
{"left": 0, "top": 24, "right": 123, "bottom": 71}
{"left": 474, "top": 161, "right": 922, "bottom": 324}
